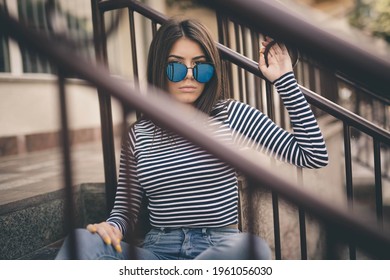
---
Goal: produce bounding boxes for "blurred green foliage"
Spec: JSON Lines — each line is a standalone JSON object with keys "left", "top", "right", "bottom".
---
{"left": 349, "top": 0, "right": 390, "bottom": 42}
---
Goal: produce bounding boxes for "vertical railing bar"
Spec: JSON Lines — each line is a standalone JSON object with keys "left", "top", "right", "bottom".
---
{"left": 373, "top": 139, "right": 383, "bottom": 226}
{"left": 241, "top": 25, "right": 250, "bottom": 104}
{"left": 92, "top": 0, "right": 117, "bottom": 213}
{"left": 265, "top": 81, "right": 281, "bottom": 259}
{"left": 225, "top": 19, "right": 234, "bottom": 98}
{"left": 128, "top": 9, "right": 139, "bottom": 78}
{"left": 298, "top": 208, "right": 308, "bottom": 259}
{"left": 344, "top": 123, "right": 353, "bottom": 207}
{"left": 271, "top": 190, "right": 281, "bottom": 259}
{"left": 80, "top": 3, "right": 91, "bottom": 55}
{"left": 251, "top": 30, "right": 262, "bottom": 110}
{"left": 0, "top": 0, "right": 10, "bottom": 72}
{"left": 364, "top": 118, "right": 370, "bottom": 167}
{"left": 81, "top": 0, "right": 91, "bottom": 59}
{"left": 58, "top": 70, "right": 78, "bottom": 260}
{"left": 216, "top": 12, "right": 226, "bottom": 98}
{"left": 223, "top": 17, "right": 231, "bottom": 49}
{"left": 386, "top": 150, "right": 390, "bottom": 181}
{"left": 40, "top": 0, "right": 52, "bottom": 72}
{"left": 300, "top": 57, "right": 307, "bottom": 88}
{"left": 296, "top": 167, "right": 308, "bottom": 259}
{"left": 128, "top": 8, "right": 141, "bottom": 119}
{"left": 32, "top": 1, "right": 44, "bottom": 73}
{"left": 216, "top": 14, "right": 234, "bottom": 98}
{"left": 240, "top": 22, "right": 258, "bottom": 259}
{"left": 234, "top": 22, "right": 244, "bottom": 102}
{"left": 216, "top": 11, "right": 225, "bottom": 45}
{"left": 343, "top": 122, "right": 356, "bottom": 259}
{"left": 385, "top": 101, "right": 389, "bottom": 130}
{"left": 325, "top": 227, "right": 339, "bottom": 259}
{"left": 246, "top": 177, "right": 257, "bottom": 259}
{"left": 121, "top": 106, "right": 138, "bottom": 259}
{"left": 308, "top": 58, "right": 316, "bottom": 92}
{"left": 19, "top": 3, "right": 32, "bottom": 72}
{"left": 265, "top": 82, "right": 274, "bottom": 120}
{"left": 151, "top": 20, "right": 157, "bottom": 37}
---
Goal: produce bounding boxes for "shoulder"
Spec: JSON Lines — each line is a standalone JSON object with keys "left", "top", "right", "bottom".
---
{"left": 221, "top": 99, "right": 258, "bottom": 114}
{"left": 125, "top": 118, "right": 156, "bottom": 144}
{"left": 211, "top": 99, "right": 262, "bottom": 125}
{"left": 129, "top": 118, "right": 155, "bottom": 133}
{"left": 211, "top": 99, "right": 244, "bottom": 116}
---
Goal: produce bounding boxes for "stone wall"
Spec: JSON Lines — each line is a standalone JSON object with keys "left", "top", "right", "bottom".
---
{"left": 238, "top": 117, "right": 344, "bottom": 259}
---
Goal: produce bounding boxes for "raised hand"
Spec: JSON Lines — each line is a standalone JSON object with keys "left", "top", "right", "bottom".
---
{"left": 259, "top": 37, "right": 293, "bottom": 83}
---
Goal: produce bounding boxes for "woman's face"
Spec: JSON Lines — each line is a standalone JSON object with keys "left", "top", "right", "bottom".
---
{"left": 166, "top": 37, "right": 207, "bottom": 104}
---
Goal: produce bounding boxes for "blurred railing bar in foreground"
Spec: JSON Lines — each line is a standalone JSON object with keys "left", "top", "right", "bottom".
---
{"left": 1, "top": 6, "right": 390, "bottom": 259}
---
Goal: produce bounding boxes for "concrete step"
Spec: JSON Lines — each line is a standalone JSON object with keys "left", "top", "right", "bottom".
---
{"left": 19, "top": 240, "right": 63, "bottom": 260}
{"left": 0, "top": 183, "right": 107, "bottom": 260}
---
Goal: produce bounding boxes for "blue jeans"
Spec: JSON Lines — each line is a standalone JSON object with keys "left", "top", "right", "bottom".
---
{"left": 55, "top": 228, "right": 271, "bottom": 260}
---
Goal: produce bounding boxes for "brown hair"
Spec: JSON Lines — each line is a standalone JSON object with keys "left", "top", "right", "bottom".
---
{"left": 147, "top": 18, "right": 223, "bottom": 115}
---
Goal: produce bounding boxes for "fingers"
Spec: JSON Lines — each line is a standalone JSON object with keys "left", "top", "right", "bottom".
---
{"left": 86, "top": 222, "right": 123, "bottom": 253}
{"left": 258, "top": 38, "right": 293, "bottom": 83}
{"left": 266, "top": 43, "right": 283, "bottom": 59}
{"left": 261, "top": 38, "right": 286, "bottom": 58}
{"left": 259, "top": 40, "right": 291, "bottom": 69}
{"left": 86, "top": 223, "right": 97, "bottom": 233}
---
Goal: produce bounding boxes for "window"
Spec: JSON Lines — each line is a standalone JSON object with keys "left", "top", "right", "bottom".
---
{"left": 1, "top": 0, "right": 94, "bottom": 74}
{"left": 17, "top": 0, "right": 53, "bottom": 73}
{"left": 0, "top": 0, "right": 10, "bottom": 72}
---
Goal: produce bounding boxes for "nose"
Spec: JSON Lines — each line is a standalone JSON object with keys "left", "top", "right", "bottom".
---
{"left": 185, "top": 66, "right": 195, "bottom": 80}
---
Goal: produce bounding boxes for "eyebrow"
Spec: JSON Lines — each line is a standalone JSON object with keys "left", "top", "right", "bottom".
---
{"left": 168, "top": 55, "right": 207, "bottom": 60}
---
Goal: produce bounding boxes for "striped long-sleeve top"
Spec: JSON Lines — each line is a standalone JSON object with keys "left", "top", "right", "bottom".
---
{"left": 107, "top": 72, "right": 329, "bottom": 235}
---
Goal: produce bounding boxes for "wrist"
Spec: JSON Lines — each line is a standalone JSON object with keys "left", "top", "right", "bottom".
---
{"left": 273, "top": 71, "right": 294, "bottom": 86}
{"left": 272, "top": 71, "right": 295, "bottom": 88}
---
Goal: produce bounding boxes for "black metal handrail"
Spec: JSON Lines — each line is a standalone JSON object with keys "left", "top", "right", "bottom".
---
{"left": 208, "top": 1, "right": 389, "bottom": 260}
{"left": 98, "top": 0, "right": 390, "bottom": 143}
{"left": 90, "top": 0, "right": 390, "bottom": 260}
{"left": 1, "top": 5, "right": 390, "bottom": 259}
{"left": 2, "top": 0, "right": 390, "bottom": 259}
{"left": 217, "top": 43, "right": 390, "bottom": 144}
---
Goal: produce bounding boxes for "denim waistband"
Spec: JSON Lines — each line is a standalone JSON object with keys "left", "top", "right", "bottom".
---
{"left": 152, "top": 224, "right": 238, "bottom": 233}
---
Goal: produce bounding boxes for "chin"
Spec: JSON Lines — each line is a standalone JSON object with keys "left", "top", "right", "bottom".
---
{"left": 173, "top": 94, "right": 200, "bottom": 104}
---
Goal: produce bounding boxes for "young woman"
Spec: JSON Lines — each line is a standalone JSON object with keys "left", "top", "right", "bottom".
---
{"left": 56, "top": 18, "right": 328, "bottom": 260}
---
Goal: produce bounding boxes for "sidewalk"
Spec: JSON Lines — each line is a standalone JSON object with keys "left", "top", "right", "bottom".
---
{"left": 0, "top": 140, "right": 118, "bottom": 208}
{"left": 0, "top": 139, "right": 126, "bottom": 259}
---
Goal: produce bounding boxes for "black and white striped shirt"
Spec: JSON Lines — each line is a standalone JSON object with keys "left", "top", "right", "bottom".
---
{"left": 107, "top": 72, "right": 328, "bottom": 235}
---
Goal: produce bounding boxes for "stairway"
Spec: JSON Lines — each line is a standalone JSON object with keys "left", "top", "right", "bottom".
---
{"left": 0, "top": 141, "right": 110, "bottom": 260}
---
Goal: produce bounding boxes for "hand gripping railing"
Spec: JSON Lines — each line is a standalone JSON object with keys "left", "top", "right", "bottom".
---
{"left": 1, "top": 4, "right": 390, "bottom": 259}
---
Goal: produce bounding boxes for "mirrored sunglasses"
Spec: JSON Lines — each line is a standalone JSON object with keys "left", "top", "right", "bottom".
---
{"left": 166, "top": 62, "right": 215, "bottom": 83}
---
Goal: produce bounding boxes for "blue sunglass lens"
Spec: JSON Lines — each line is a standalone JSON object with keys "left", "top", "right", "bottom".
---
{"left": 166, "top": 62, "right": 187, "bottom": 82}
{"left": 194, "top": 63, "right": 214, "bottom": 83}
{"left": 166, "top": 62, "right": 214, "bottom": 83}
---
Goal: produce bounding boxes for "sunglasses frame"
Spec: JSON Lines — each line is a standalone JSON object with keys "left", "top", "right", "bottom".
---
{"left": 166, "top": 61, "right": 215, "bottom": 83}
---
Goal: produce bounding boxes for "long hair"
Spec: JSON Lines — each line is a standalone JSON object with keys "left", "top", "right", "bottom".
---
{"left": 147, "top": 18, "right": 223, "bottom": 115}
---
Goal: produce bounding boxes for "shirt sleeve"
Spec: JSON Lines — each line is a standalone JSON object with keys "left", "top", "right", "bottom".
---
{"left": 106, "top": 126, "right": 144, "bottom": 236}
{"left": 227, "top": 71, "right": 329, "bottom": 169}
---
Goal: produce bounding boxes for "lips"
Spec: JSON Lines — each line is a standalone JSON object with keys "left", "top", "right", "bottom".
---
{"left": 178, "top": 85, "right": 197, "bottom": 93}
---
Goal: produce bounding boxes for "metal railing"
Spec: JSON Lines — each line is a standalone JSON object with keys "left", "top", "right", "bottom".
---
{"left": 211, "top": 1, "right": 390, "bottom": 259}
{"left": 1, "top": 0, "right": 390, "bottom": 259}
{"left": 94, "top": 0, "right": 390, "bottom": 259}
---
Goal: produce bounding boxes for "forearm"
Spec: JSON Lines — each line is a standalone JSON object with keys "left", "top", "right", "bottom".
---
{"left": 274, "top": 72, "right": 329, "bottom": 168}
{"left": 107, "top": 130, "right": 144, "bottom": 236}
